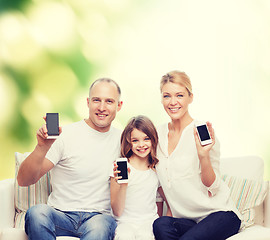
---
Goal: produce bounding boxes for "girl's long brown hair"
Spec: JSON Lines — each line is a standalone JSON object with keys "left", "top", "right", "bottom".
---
{"left": 120, "top": 115, "right": 159, "bottom": 168}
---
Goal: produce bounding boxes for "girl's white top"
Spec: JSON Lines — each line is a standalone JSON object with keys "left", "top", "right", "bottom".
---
{"left": 114, "top": 163, "right": 159, "bottom": 224}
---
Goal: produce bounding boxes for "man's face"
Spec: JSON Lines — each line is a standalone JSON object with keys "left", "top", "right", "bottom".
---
{"left": 87, "top": 81, "right": 122, "bottom": 132}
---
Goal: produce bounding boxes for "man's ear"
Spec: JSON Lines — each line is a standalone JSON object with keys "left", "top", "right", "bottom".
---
{"left": 117, "top": 101, "right": 123, "bottom": 112}
{"left": 87, "top": 97, "right": 90, "bottom": 107}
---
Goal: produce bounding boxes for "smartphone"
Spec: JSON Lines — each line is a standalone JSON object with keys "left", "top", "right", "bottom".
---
{"left": 196, "top": 123, "right": 212, "bottom": 146}
{"left": 46, "top": 113, "right": 59, "bottom": 139}
{"left": 116, "top": 158, "right": 128, "bottom": 184}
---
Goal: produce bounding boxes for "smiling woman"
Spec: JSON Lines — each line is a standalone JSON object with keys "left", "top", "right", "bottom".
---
{"left": 153, "top": 70, "right": 242, "bottom": 240}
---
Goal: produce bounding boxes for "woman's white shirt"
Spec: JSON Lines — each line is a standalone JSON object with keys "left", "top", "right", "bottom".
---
{"left": 156, "top": 120, "right": 241, "bottom": 223}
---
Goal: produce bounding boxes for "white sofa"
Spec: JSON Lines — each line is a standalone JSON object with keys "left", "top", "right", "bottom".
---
{"left": 0, "top": 155, "right": 270, "bottom": 240}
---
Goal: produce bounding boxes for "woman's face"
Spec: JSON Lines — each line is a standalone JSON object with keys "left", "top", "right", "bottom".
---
{"left": 161, "top": 82, "right": 193, "bottom": 121}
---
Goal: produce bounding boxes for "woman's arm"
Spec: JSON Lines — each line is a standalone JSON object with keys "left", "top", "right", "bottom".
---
{"left": 194, "top": 122, "right": 217, "bottom": 196}
{"left": 156, "top": 201, "right": 164, "bottom": 217}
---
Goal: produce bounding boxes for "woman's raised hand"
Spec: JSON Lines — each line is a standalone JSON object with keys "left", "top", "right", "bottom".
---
{"left": 193, "top": 121, "right": 215, "bottom": 158}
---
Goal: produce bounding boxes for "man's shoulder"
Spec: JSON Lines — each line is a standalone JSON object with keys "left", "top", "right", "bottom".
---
{"left": 62, "top": 120, "right": 84, "bottom": 129}
{"left": 59, "top": 120, "right": 85, "bottom": 137}
{"left": 108, "top": 126, "right": 122, "bottom": 140}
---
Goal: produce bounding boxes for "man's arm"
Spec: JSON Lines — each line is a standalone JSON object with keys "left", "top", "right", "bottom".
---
{"left": 17, "top": 120, "right": 61, "bottom": 186}
{"left": 17, "top": 146, "right": 54, "bottom": 186}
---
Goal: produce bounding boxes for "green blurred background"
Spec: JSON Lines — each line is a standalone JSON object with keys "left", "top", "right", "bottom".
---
{"left": 1, "top": 0, "right": 270, "bottom": 181}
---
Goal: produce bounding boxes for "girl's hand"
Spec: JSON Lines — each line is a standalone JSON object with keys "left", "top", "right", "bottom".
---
{"left": 194, "top": 122, "right": 215, "bottom": 159}
{"left": 113, "top": 162, "right": 130, "bottom": 184}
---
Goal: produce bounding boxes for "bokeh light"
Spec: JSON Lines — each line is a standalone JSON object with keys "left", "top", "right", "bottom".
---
{"left": 0, "top": 0, "right": 269, "bottom": 181}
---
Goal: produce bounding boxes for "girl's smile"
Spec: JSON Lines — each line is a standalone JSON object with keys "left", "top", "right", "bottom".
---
{"left": 130, "top": 128, "right": 152, "bottom": 160}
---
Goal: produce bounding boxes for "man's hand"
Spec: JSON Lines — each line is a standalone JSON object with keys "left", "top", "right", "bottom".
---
{"left": 36, "top": 116, "right": 62, "bottom": 149}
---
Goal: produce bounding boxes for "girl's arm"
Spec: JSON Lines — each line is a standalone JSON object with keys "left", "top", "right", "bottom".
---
{"left": 110, "top": 162, "right": 129, "bottom": 217}
{"left": 194, "top": 122, "right": 218, "bottom": 196}
{"left": 157, "top": 186, "right": 172, "bottom": 217}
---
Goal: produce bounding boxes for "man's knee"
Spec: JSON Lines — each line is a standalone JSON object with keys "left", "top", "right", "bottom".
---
{"left": 81, "top": 214, "right": 117, "bottom": 239}
{"left": 25, "top": 204, "right": 53, "bottom": 232}
{"left": 26, "top": 204, "right": 52, "bottom": 221}
{"left": 92, "top": 214, "right": 116, "bottom": 232}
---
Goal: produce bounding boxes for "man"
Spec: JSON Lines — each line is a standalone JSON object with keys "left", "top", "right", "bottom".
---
{"left": 17, "top": 78, "right": 123, "bottom": 240}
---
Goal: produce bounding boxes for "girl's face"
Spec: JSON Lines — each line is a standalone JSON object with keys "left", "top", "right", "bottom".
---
{"left": 161, "top": 82, "right": 193, "bottom": 121}
{"left": 130, "top": 128, "right": 152, "bottom": 160}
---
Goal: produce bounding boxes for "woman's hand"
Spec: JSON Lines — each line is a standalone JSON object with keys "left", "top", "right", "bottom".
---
{"left": 193, "top": 122, "right": 215, "bottom": 159}
{"left": 194, "top": 122, "right": 216, "bottom": 189}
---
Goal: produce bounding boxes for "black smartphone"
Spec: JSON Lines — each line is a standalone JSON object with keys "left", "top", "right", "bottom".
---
{"left": 196, "top": 123, "right": 212, "bottom": 146}
{"left": 116, "top": 158, "right": 128, "bottom": 183}
{"left": 46, "top": 113, "right": 59, "bottom": 139}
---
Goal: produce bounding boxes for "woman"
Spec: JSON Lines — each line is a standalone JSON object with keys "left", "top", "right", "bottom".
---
{"left": 153, "top": 71, "right": 242, "bottom": 240}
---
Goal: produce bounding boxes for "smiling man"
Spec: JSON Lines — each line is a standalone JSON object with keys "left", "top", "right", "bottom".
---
{"left": 17, "top": 78, "right": 123, "bottom": 240}
{"left": 86, "top": 79, "right": 122, "bottom": 132}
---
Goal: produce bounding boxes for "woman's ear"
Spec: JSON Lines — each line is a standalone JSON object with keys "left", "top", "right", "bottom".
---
{"left": 189, "top": 93, "right": 194, "bottom": 103}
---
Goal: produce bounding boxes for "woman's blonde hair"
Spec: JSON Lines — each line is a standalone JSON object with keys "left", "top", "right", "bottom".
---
{"left": 160, "top": 70, "right": 193, "bottom": 96}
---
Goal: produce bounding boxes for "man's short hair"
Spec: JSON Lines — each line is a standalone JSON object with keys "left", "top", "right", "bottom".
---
{"left": 89, "top": 78, "right": 121, "bottom": 99}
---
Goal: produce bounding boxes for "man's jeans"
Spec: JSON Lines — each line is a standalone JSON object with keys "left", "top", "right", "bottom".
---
{"left": 25, "top": 204, "right": 117, "bottom": 240}
{"left": 153, "top": 211, "right": 241, "bottom": 240}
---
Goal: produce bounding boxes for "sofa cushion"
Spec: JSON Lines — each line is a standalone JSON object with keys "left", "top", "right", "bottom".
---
{"left": 14, "top": 152, "right": 52, "bottom": 229}
{"left": 222, "top": 174, "right": 268, "bottom": 227}
{"left": 226, "top": 224, "right": 270, "bottom": 240}
{"left": 220, "top": 156, "right": 264, "bottom": 180}
{"left": 14, "top": 211, "right": 26, "bottom": 229}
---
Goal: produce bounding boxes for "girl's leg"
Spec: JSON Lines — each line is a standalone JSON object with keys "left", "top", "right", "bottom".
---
{"left": 153, "top": 216, "right": 196, "bottom": 240}
{"left": 136, "top": 219, "right": 156, "bottom": 240}
{"left": 114, "top": 222, "right": 136, "bottom": 240}
{"left": 180, "top": 211, "right": 241, "bottom": 240}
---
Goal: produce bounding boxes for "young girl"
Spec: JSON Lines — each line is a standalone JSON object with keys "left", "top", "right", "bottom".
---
{"left": 110, "top": 115, "right": 170, "bottom": 240}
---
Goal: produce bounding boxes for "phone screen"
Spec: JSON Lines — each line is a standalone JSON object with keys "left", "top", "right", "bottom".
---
{"left": 117, "top": 161, "right": 128, "bottom": 180}
{"left": 197, "top": 125, "right": 210, "bottom": 141}
{"left": 46, "top": 113, "right": 59, "bottom": 136}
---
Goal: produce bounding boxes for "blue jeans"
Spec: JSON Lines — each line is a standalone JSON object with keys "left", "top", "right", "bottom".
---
{"left": 153, "top": 211, "right": 241, "bottom": 240}
{"left": 25, "top": 204, "right": 117, "bottom": 240}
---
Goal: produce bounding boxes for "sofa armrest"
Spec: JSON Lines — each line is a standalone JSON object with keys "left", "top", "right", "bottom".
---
{"left": 264, "top": 181, "right": 270, "bottom": 227}
{"left": 0, "top": 179, "right": 15, "bottom": 228}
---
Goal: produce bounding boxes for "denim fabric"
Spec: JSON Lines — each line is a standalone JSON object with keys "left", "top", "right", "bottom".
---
{"left": 153, "top": 211, "right": 241, "bottom": 240}
{"left": 25, "top": 204, "right": 117, "bottom": 240}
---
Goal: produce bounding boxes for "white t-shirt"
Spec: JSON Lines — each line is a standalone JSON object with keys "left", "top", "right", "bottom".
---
{"left": 113, "top": 163, "right": 160, "bottom": 224}
{"left": 46, "top": 120, "right": 121, "bottom": 213}
{"left": 156, "top": 120, "right": 242, "bottom": 223}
